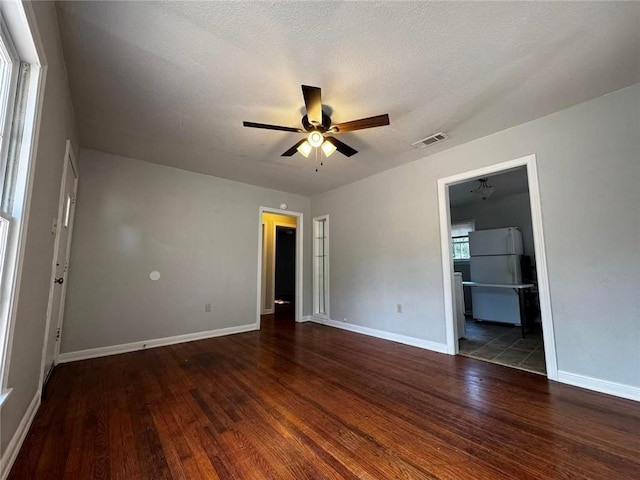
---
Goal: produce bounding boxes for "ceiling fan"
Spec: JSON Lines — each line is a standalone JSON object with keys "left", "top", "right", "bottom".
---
{"left": 243, "top": 85, "right": 390, "bottom": 158}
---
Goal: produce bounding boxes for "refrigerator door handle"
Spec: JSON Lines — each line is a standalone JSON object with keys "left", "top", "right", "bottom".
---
{"left": 507, "top": 228, "right": 513, "bottom": 254}
{"left": 508, "top": 255, "right": 514, "bottom": 276}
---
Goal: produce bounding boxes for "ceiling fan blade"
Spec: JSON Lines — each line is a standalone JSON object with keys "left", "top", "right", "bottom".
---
{"left": 324, "top": 136, "right": 358, "bottom": 157}
{"left": 301, "top": 85, "right": 322, "bottom": 126}
{"left": 281, "top": 139, "right": 307, "bottom": 156}
{"left": 332, "top": 114, "right": 390, "bottom": 133}
{"left": 243, "top": 121, "right": 303, "bottom": 133}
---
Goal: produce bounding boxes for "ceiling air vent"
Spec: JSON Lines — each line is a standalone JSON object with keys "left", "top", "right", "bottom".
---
{"left": 412, "top": 132, "right": 449, "bottom": 148}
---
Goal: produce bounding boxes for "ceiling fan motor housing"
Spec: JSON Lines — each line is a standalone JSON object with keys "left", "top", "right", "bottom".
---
{"left": 302, "top": 112, "right": 332, "bottom": 132}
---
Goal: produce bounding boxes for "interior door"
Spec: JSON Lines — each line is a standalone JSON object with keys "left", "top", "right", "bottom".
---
{"left": 42, "top": 148, "right": 78, "bottom": 384}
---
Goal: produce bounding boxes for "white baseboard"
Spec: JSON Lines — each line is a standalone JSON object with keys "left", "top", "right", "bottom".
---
{"left": 261, "top": 309, "right": 274, "bottom": 315}
{"left": 1, "top": 391, "right": 40, "bottom": 480}
{"left": 557, "top": 370, "right": 640, "bottom": 402}
{"left": 311, "top": 316, "right": 448, "bottom": 354}
{"left": 57, "top": 324, "right": 258, "bottom": 363}
{"left": 299, "top": 315, "right": 312, "bottom": 323}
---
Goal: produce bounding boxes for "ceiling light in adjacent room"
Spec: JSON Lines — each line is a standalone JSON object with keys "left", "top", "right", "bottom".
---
{"left": 321, "top": 140, "right": 337, "bottom": 157}
{"left": 297, "top": 141, "right": 312, "bottom": 157}
{"left": 470, "top": 177, "right": 495, "bottom": 200}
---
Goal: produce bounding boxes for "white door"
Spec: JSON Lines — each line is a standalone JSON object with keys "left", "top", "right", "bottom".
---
{"left": 42, "top": 146, "right": 78, "bottom": 383}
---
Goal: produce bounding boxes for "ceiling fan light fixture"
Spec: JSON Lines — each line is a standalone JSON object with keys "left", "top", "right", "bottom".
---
{"left": 321, "top": 140, "right": 337, "bottom": 157}
{"left": 297, "top": 141, "right": 312, "bottom": 158}
{"left": 471, "top": 177, "right": 495, "bottom": 200}
{"left": 307, "top": 130, "right": 324, "bottom": 148}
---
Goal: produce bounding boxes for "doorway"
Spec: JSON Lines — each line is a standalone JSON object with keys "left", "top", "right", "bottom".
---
{"left": 437, "top": 155, "right": 558, "bottom": 380}
{"left": 257, "top": 207, "right": 303, "bottom": 327}
{"left": 274, "top": 225, "right": 296, "bottom": 322}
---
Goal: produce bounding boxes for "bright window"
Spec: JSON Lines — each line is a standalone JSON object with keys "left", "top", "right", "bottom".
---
{"left": 0, "top": 2, "right": 42, "bottom": 398}
{"left": 0, "top": 13, "right": 18, "bottom": 211}
{"left": 452, "top": 220, "right": 474, "bottom": 260}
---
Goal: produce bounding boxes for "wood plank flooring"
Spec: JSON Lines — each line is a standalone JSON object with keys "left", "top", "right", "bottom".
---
{"left": 10, "top": 315, "right": 640, "bottom": 479}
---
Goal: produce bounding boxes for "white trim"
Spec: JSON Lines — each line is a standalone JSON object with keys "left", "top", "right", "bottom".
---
{"left": 39, "top": 141, "right": 77, "bottom": 389}
{"left": 0, "top": 11, "right": 20, "bottom": 197}
{"left": 312, "top": 215, "right": 330, "bottom": 320}
{"left": 54, "top": 146, "right": 78, "bottom": 361}
{"left": 262, "top": 308, "right": 273, "bottom": 315}
{"left": 0, "top": 1, "right": 45, "bottom": 66}
{"left": 260, "top": 221, "right": 267, "bottom": 314}
{"left": 0, "top": 214, "right": 10, "bottom": 288}
{"left": 0, "top": 385, "right": 11, "bottom": 407}
{"left": 0, "top": 390, "right": 39, "bottom": 480}
{"left": 300, "top": 315, "right": 312, "bottom": 322}
{"left": 437, "top": 154, "right": 559, "bottom": 381}
{"left": 311, "top": 316, "right": 448, "bottom": 354}
{"left": 0, "top": 0, "right": 47, "bottom": 393}
{"left": 57, "top": 323, "right": 258, "bottom": 364}
{"left": 257, "top": 206, "right": 304, "bottom": 326}
{"left": 557, "top": 371, "right": 640, "bottom": 402}
{"left": 525, "top": 157, "right": 558, "bottom": 380}
{"left": 271, "top": 220, "right": 297, "bottom": 312}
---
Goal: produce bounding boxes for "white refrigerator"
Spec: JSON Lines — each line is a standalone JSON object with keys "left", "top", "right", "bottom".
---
{"left": 469, "top": 227, "right": 523, "bottom": 325}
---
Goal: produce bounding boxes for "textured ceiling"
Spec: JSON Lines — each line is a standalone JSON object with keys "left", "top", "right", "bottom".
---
{"left": 56, "top": 1, "right": 640, "bottom": 195}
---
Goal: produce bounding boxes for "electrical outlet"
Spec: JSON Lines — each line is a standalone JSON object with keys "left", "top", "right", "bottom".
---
{"left": 205, "top": 303, "right": 212, "bottom": 312}
{"left": 397, "top": 304, "right": 402, "bottom": 314}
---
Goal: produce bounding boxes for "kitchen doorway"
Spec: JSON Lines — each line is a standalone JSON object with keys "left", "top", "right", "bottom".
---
{"left": 437, "top": 155, "right": 558, "bottom": 380}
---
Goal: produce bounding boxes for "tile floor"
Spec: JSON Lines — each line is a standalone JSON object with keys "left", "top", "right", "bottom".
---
{"left": 458, "top": 318, "right": 546, "bottom": 375}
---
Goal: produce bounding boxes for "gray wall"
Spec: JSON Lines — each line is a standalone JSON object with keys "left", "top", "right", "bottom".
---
{"left": 61, "top": 150, "right": 311, "bottom": 353}
{"left": 311, "top": 84, "right": 640, "bottom": 389}
{"left": 1, "top": 2, "right": 78, "bottom": 454}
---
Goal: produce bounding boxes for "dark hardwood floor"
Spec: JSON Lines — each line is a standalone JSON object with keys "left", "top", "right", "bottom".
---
{"left": 10, "top": 315, "right": 640, "bottom": 479}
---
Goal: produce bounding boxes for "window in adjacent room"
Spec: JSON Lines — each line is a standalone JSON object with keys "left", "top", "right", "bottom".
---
{"left": 452, "top": 220, "right": 475, "bottom": 260}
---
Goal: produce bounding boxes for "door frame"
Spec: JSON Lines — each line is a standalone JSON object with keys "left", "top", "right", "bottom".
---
{"left": 312, "top": 215, "right": 330, "bottom": 320}
{"left": 437, "top": 154, "right": 558, "bottom": 381}
{"left": 260, "top": 221, "right": 269, "bottom": 314}
{"left": 38, "top": 140, "right": 78, "bottom": 387}
{"left": 257, "top": 206, "right": 303, "bottom": 327}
